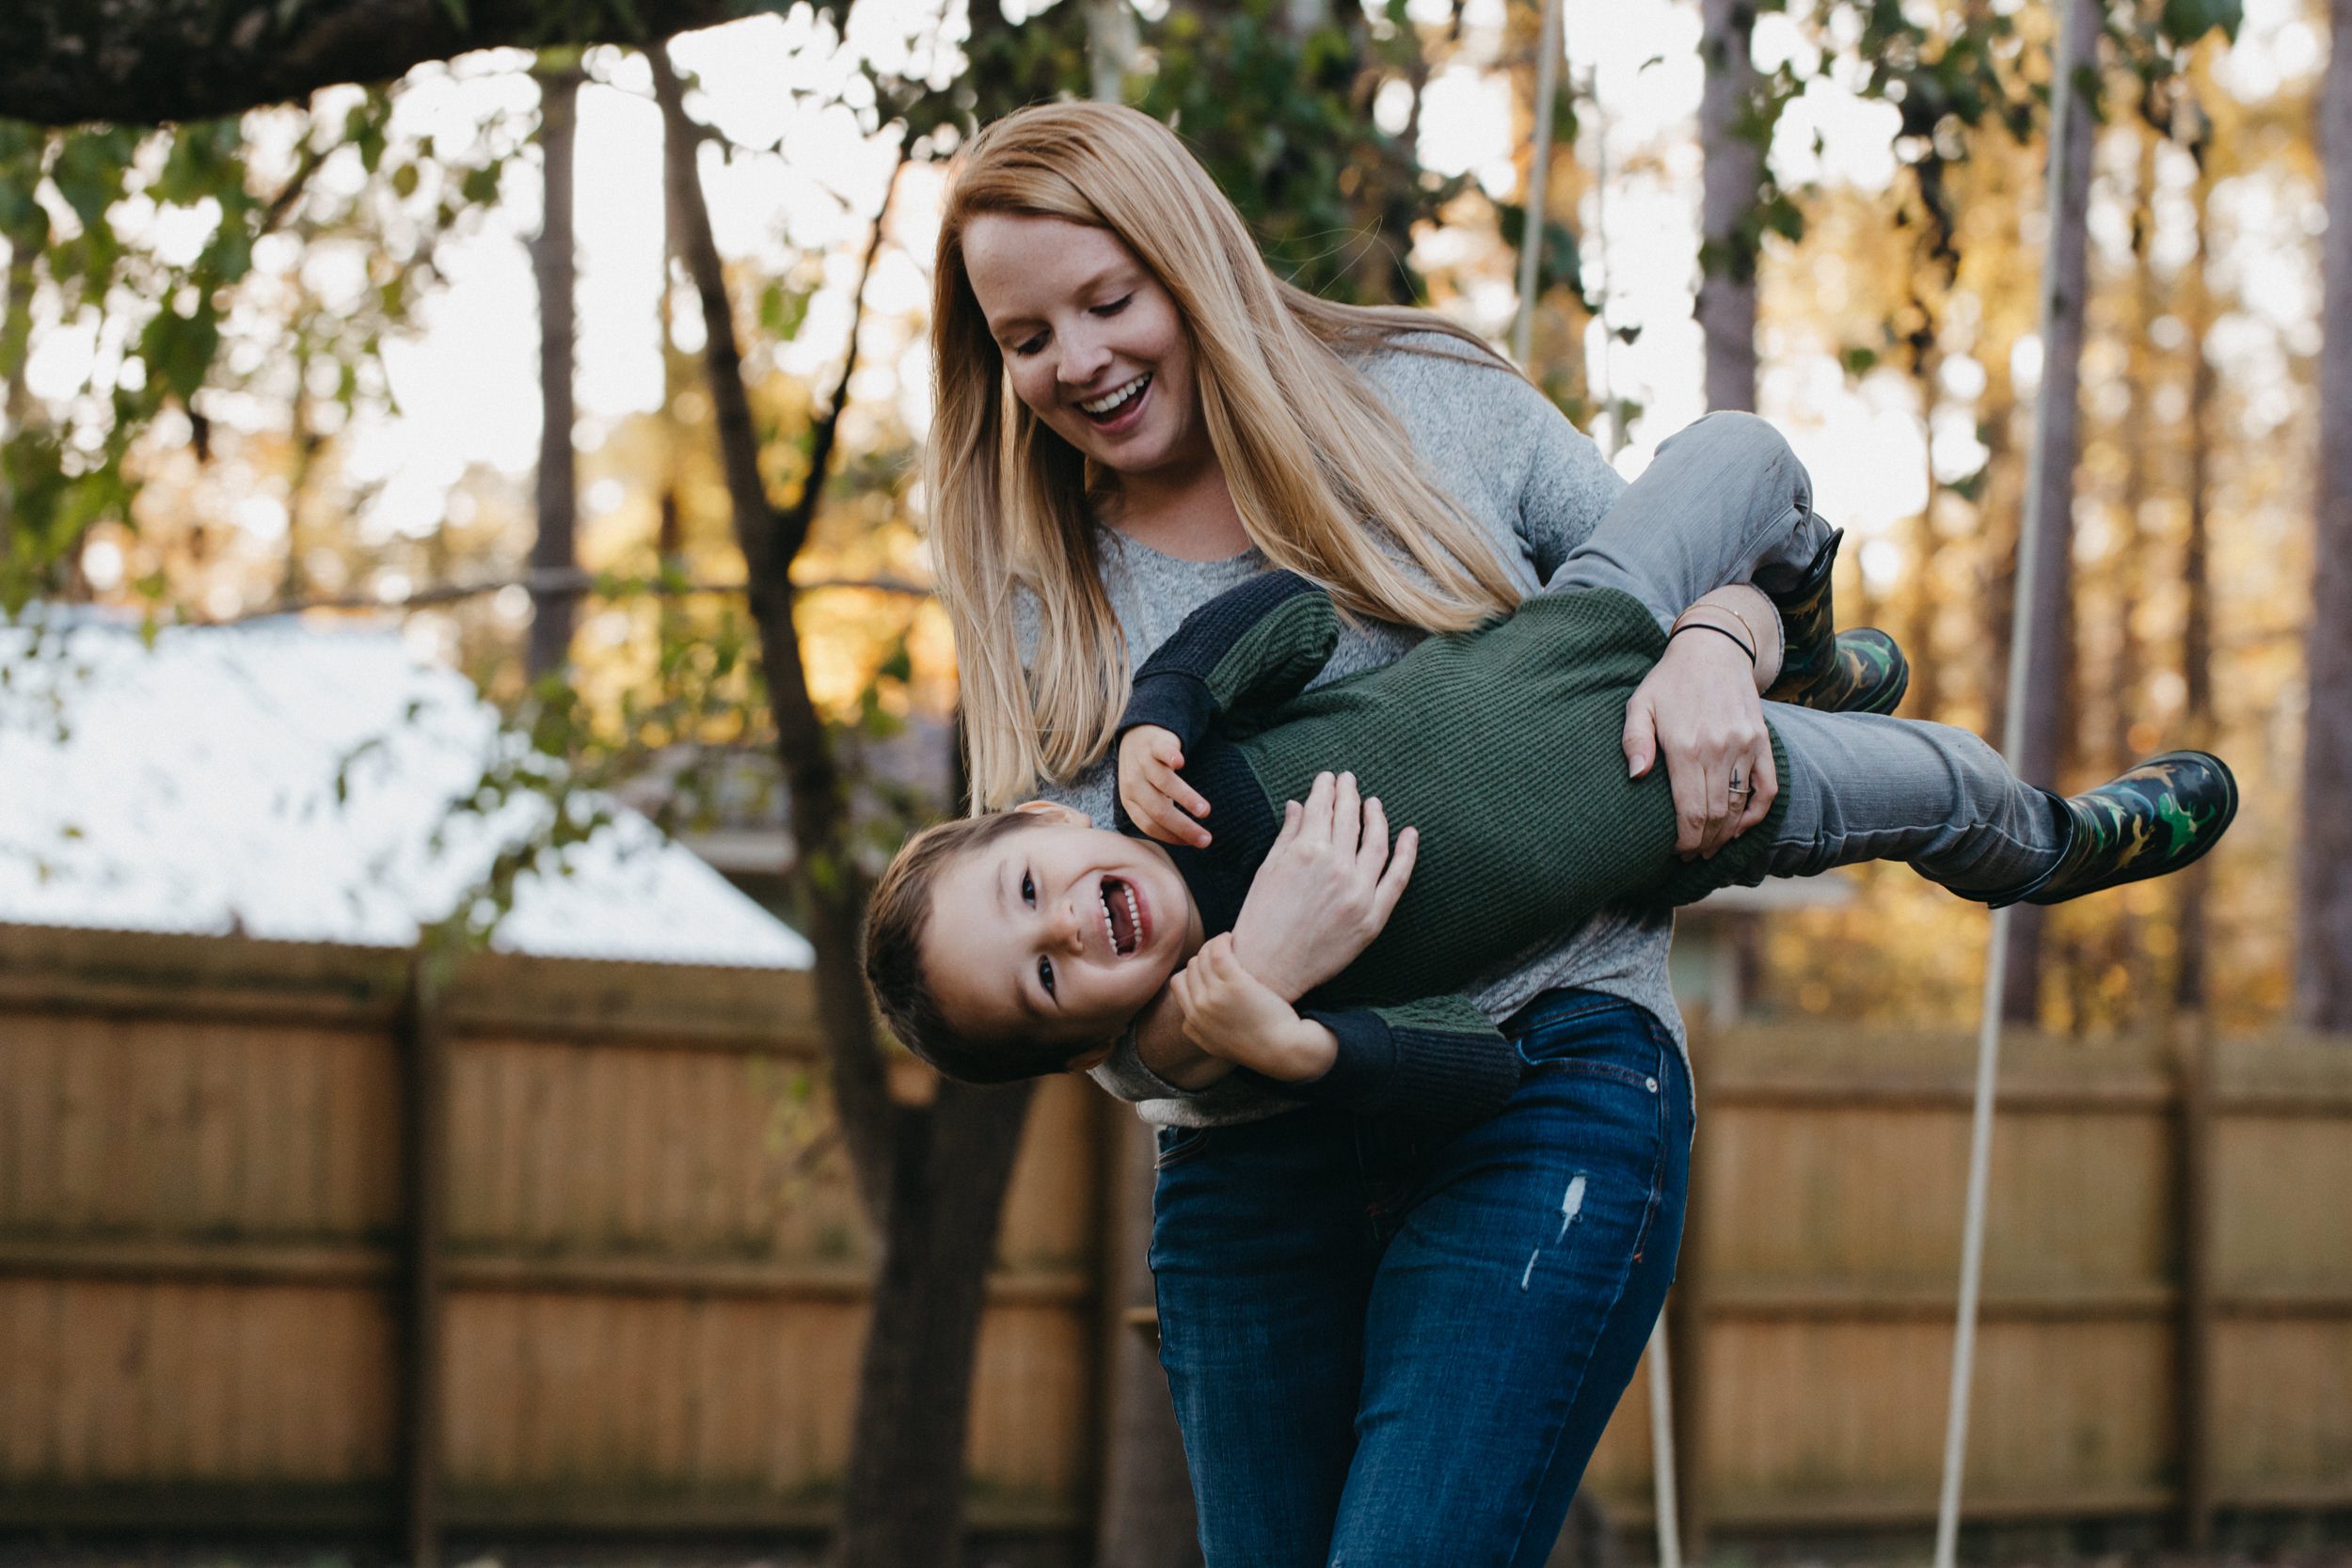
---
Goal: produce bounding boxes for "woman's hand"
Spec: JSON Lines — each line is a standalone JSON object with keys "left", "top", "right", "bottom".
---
{"left": 1623, "top": 629, "right": 1778, "bottom": 859}
{"left": 1119, "top": 724, "right": 1213, "bottom": 847}
{"left": 1168, "top": 934, "right": 1339, "bottom": 1082}
{"left": 1229, "top": 770, "right": 1418, "bottom": 999}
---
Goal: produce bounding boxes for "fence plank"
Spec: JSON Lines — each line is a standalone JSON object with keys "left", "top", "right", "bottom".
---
{"left": 396, "top": 960, "right": 449, "bottom": 1568}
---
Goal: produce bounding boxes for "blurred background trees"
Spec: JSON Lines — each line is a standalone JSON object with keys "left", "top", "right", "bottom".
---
{"left": 0, "top": 0, "right": 2342, "bottom": 1559}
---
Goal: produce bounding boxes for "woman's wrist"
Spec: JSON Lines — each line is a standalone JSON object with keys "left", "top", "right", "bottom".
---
{"left": 1683, "top": 585, "right": 1783, "bottom": 690}
{"left": 1673, "top": 597, "right": 1780, "bottom": 692}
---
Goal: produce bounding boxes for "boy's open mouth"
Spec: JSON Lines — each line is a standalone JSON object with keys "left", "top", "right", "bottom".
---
{"left": 1098, "top": 876, "right": 1144, "bottom": 957}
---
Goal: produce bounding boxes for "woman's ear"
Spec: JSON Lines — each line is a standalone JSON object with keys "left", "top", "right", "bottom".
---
{"left": 1012, "top": 800, "right": 1091, "bottom": 827}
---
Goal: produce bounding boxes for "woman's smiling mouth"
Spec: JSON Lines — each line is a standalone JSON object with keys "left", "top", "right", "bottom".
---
{"left": 1078, "top": 372, "right": 1152, "bottom": 425}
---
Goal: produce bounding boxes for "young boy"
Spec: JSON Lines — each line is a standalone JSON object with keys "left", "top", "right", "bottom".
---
{"left": 866, "top": 415, "right": 2236, "bottom": 1127}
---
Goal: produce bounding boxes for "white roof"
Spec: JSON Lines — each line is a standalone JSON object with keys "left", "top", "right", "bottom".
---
{"left": 0, "top": 611, "right": 812, "bottom": 970}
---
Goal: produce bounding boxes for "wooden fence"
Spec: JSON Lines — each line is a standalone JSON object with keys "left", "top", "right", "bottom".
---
{"left": 4, "top": 921, "right": 2350, "bottom": 1551}
{"left": 1580, "top": 1023, "right": 2352, "bottom": 1546}
{"left": 0, "top": 923, "right": 1105, "bottom": 1546}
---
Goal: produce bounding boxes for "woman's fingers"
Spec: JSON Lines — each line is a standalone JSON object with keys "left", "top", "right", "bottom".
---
{"left": 1736, "top": 739, "right": 1780, "bottom": 836}
{"left": 1355, "top": 796, "right": 1390, "bottom": 877}
{"left": 1331, "top": 771, "right": 1361, "bottom": 850}
{"left": 1669, "top": 757, "right": 1710, "bottom": 858}
{"left": 1299, "top": 770, "right": 1338, "bottom": 843}
{"left": 1622, "top": 691, "right": 1660, "bottom": 780}
{"left": 1368, "top": 823, "right": 1417, "bottom": 924}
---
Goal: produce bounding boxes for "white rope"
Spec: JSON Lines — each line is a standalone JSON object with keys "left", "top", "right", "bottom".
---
{"left": 1647, "top": 1313, "right": 1684, "bottom": 1568}
{"left": 1933, "top": 917, "right": 2010, "bottom": 1568}
{"left": 1933, "top": 0, "right": 2093, "bottom": 1559}
{"left": 1512, "top": 0, "right": 1565, "bottom": 368}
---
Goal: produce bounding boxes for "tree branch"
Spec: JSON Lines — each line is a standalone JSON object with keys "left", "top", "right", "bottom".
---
{"left": 651, "top": 40, "right": 903, "bottom": 1228}
{"left": 0, "top": 0, "right": 787, "bottom": 126}
{"left": 195, "top": 565, "right": 932, "bottom": 626}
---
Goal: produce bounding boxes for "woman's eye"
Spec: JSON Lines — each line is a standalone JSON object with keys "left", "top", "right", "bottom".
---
{"left": 1092, "top": 293, "right": 1133, "bottom": 317}
{"left": 1021, "top": 871, "right": 1036, "bottom": 905}
{"left": 1037, "top": 956, "right": 1057, "bottom": 998}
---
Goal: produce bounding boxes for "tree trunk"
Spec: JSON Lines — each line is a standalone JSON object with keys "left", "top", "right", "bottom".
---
{"left": 1906, "top": 334, "right": 1945, "bottom": 721}
{"left": 834, "top": 1082, "right": 1038, "bottom": 1567}
{"left": 0, "top": 0, "right": 757, "bottom": 125}
{"left": 652, "top": 49, "right": 1037, "bottom": 1568}
{"left": 1093, "top": 1113, "right": 1202, "bottom": 1568}
{"left": 529, "top": 64, "right": 582, "bottom": 681}
{"left": 1697, "top": 0, "right": 1760, "bottom": 413}
{"left": 2175, "top": 150, "right": 2217, "bottom": 1015}
{"left": 1085, "top": 0, "right": 1139, "bottom": 103}
{"left": 0, "top": 238, "right": 33, "bottom": 581}
{"left": 2304, "top": 0, "right": 2352, "bottom": 1030}
{"left": 1999, "top": 0, "right": 2098, "bottom": 1024}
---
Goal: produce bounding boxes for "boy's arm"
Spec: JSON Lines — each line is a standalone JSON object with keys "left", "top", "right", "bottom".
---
{"left": 1117, "top": 570, "right": 1342, "bottom": 757}
{"left": 1276, "top": 993, "right": 1521, "bottom": 1130}
{"left": 1170, "top": 937, "right": 1520, "bottom": 1132}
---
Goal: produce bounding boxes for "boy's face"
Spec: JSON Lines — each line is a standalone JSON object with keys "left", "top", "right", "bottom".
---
{"left": 925, "top": 804, "right": 1200, "bottom": 1059}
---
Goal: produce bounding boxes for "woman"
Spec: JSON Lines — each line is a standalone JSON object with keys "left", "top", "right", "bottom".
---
{"left": 929, "top": 101, "right": 1778, "bottom": 1566}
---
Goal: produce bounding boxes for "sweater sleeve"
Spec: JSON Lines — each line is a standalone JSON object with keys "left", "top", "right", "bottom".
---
{"left": 1115, "top": 570, "right": 1341, "bottom": 755}
{"left": 1359, "top": 337, "right": 1627, "bottom": 589}
{"left": 1252, "top": 992, "right": 1521, "bottom": 1132}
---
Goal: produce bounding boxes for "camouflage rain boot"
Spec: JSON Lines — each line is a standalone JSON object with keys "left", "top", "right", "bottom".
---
{"left": 1988, "top": 751, "right": 2240, "bottom": 908}
{"left": 1758, "top": 528, "right": 1912, "bottom": 716}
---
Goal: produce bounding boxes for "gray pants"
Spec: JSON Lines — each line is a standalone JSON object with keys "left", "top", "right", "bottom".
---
{"left": 1545, "top": 411, "right": 2059, "bottom": 897}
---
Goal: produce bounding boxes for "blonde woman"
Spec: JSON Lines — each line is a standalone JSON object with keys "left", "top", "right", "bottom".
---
{"left": 930, "top": 101, "right": 1795, "bottom": 1565}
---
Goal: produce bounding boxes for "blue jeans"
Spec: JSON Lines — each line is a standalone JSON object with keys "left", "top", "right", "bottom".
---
{"left": 1151, "top": 990, "right": 1692, "bottom": 1567}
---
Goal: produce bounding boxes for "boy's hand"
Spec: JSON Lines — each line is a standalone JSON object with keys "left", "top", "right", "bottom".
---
{"left": 1168, "top": 934, "right": 1338, "bottom": 1082}
{"left": 1230, "top": 770, "right": 1418, "bottom": 1000}
{"left": 1118, "top": 724, "right": 1213, "bottom": 847}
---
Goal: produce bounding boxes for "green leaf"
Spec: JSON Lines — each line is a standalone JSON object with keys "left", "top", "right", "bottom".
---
{"left": 759, "top": 280, "right": 811, "bottom": 341}
{"left": 51, "top": 132, "right": 132, "bottom": 230}
{"left": 144, "top": 307, "right": 221, "bottom": 402}
{"left": 2160, "top": 0, "right": 2241, "bottom": 42}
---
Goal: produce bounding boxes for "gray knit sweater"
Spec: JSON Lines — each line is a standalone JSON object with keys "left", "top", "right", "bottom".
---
{"left": 1017, "top": 334, "right": 1675, "bottom": 1129}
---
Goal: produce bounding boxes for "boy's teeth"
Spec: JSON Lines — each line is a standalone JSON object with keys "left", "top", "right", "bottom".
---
{"left": 1080, "top": 373, "right": 1149, "bottom": 415}
{"left": 1098, "top": 878, "right": 1143, "bottom": 956}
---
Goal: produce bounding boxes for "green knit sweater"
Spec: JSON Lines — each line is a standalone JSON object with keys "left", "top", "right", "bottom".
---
{"left": 1120, "top": 569, "right": 1791, "bottom": 1128}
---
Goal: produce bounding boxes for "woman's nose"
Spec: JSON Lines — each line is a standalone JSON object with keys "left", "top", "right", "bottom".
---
{"left": 1057, "top": 324, "right": 1112, "bottom": 387}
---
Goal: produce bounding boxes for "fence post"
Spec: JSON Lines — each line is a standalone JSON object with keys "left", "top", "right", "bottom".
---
{"left": 1669, "top": 1025, "right": 1710, "bottom": 1566}
{"left": 397, "top": 952, "right": 450, "bottom": 1568}
{"left": 2173, "top": 1014, "right": 2216, "bottom": 1548}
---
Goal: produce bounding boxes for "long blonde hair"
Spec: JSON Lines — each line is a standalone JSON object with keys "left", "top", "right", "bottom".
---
{"left": 930, "top": 101, "right": 1524, "bottom": 810}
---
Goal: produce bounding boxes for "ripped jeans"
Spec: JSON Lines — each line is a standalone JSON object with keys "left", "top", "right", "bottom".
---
{"left": 1152, "top": 990, "right": 1691, "bottom": 1568}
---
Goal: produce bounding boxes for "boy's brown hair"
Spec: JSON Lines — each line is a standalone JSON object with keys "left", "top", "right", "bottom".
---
{"left": 864, "top": 811, "right": 1095, "bottom": 1085}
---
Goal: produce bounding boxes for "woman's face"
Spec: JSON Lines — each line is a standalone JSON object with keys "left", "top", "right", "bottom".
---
{"left": 961, "top": 214, "right": 1209, "bottom": 483}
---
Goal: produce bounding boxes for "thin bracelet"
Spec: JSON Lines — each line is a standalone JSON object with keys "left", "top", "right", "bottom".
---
{"left": 1666, "top": 617, "right": 1756, "bottom": 667}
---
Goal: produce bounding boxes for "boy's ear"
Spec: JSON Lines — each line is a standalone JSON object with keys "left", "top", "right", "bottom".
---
{"left": 1011, "top": 800, "right": 1091, "bottom": 827}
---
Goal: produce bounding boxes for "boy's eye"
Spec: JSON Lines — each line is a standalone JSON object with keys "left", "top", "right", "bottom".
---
{"left": 1021, "top": 871, "right": 1036, "bottom": 905}
{"left": 1037, "top": 956, "right": 1057, "bottom": 998}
